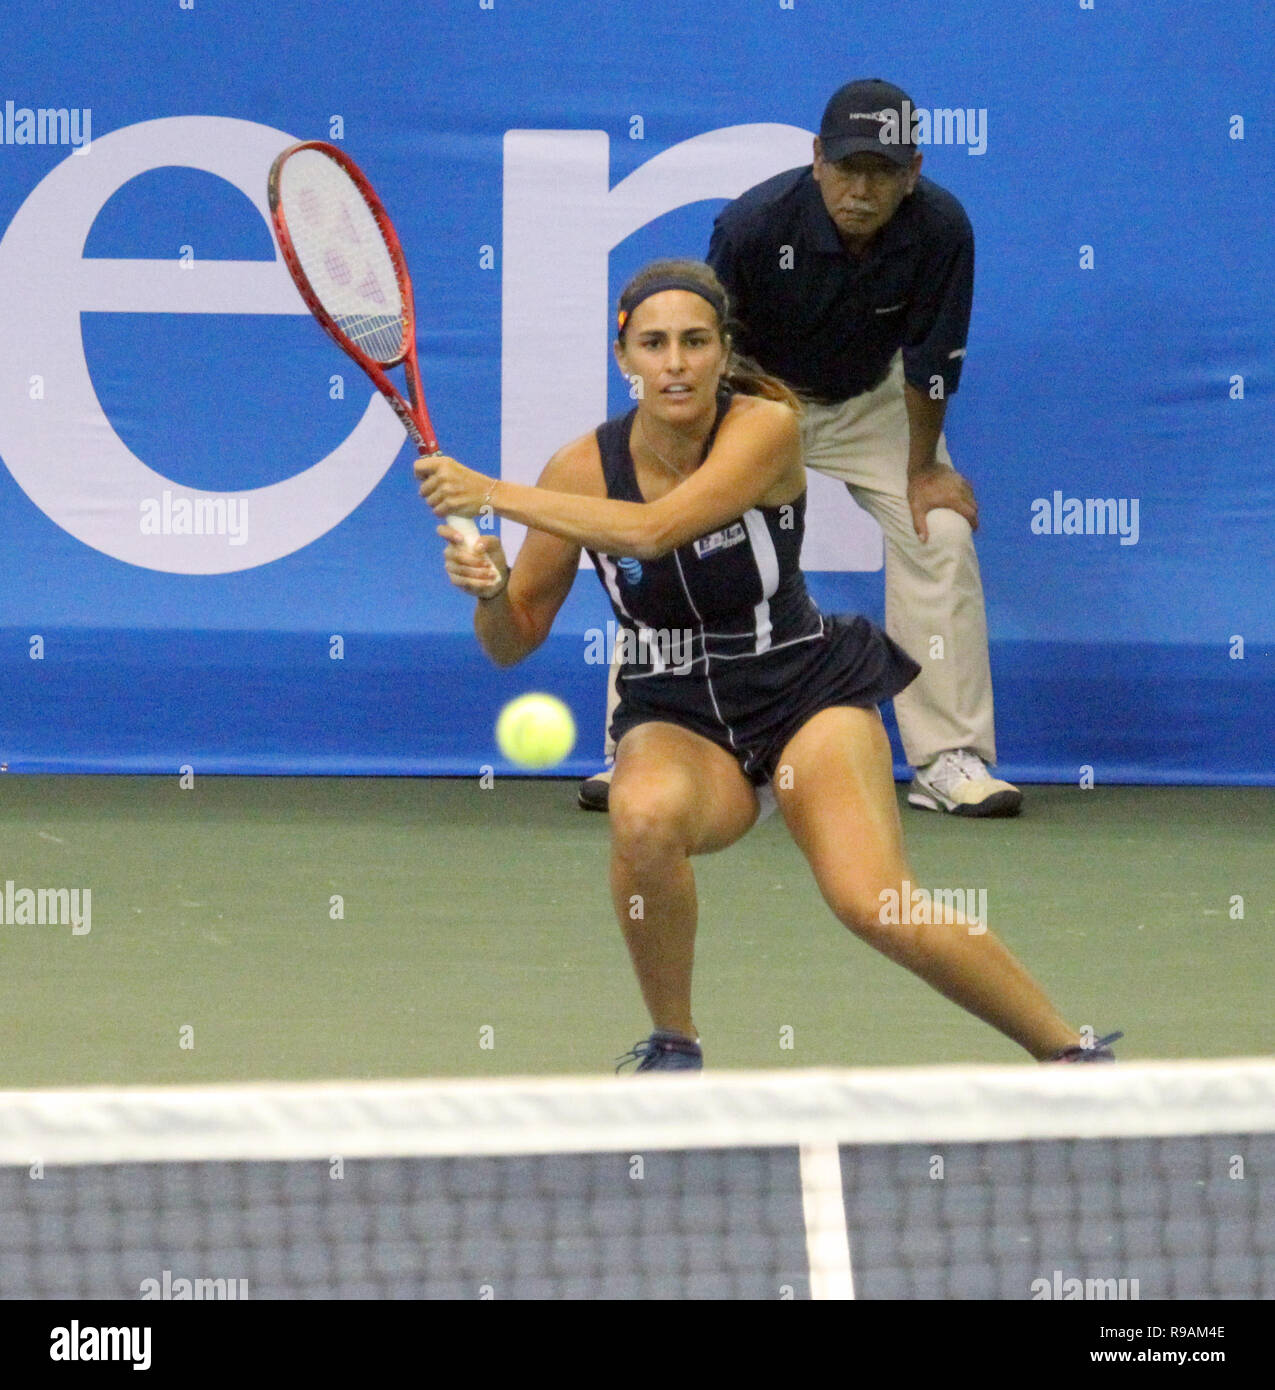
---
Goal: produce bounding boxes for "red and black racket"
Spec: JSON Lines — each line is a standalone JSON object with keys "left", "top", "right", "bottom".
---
{"left": 268, "top": 140, "right": 481, "bottom": 545}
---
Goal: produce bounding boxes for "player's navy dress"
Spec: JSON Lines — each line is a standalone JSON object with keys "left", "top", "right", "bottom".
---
{"left": 586, "top": 394, "right": 921, "bottom": 784}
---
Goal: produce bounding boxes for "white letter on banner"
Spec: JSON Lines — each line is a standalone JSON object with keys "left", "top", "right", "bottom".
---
{"left": 0, "top": 116, "right": 407, "bottom": 574}
{"left": 500, "top": 125, "right": 883, "bottom": 572}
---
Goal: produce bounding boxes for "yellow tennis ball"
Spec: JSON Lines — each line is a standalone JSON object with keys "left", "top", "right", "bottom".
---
{"left": 496, "top": 693, "right": 577, "bottom": 769}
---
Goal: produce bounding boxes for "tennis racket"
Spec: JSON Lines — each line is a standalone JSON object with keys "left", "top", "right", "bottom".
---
{"left": 268, "top": 140, "right": 482, "bottom": 548}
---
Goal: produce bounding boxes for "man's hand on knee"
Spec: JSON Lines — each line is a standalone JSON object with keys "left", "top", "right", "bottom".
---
{"left": 907, "top": 465, "right": 978, "bottom": 541}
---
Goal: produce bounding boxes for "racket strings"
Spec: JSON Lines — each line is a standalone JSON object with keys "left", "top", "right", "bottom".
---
{"left": 279, "top": 148, "right": 406, "bottom": 364}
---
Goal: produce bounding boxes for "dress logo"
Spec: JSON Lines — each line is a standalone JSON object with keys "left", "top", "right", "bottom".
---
{"left": 693, "top": 522, "right": 747, "bottom": 558}
{"left": 618, "top": 556, "right": 643, "bottom": 583}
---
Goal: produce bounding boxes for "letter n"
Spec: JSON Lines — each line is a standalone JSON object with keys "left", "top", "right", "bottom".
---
{"left": 500, "top": 123, "right": 812, "bottom": 563}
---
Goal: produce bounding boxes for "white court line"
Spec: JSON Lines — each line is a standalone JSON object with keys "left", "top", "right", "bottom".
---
{"left": 799, "top": 1141, "right": 854, "bottom": 1300}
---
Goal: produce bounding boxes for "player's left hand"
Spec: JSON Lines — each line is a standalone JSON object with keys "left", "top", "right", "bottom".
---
{"left": 415, "top": 454, "right": 492, "bottom": 520}
{"left": 438, "top": 525, "right": 507, "bottom": 598}
{"left": 907, "top": 465, "right": 979, "bottom": 542}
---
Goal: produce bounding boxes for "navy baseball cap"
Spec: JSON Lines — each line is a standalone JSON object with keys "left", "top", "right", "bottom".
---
{"left": 819, "top": 79, "right": 917, "bottom": 166}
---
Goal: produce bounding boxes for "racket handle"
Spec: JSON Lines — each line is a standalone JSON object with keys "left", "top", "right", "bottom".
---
{"left": 415, "top": 446, "right": 484, "bottom": 549}
{"left": 447, "top": 515, "right": 482, "bottom": 546}
{"left": 446, "top": 513, "right": 502, "bottom": 591}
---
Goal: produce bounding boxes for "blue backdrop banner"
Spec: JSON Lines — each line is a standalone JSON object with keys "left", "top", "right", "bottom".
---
{"left": 0, "top": 1, "right": 1271, "bottom": 782}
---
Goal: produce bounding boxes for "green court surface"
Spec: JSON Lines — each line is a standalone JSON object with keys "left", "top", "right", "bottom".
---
{"left": 0, "top": 776, "right": 1269, "bottom": 1087}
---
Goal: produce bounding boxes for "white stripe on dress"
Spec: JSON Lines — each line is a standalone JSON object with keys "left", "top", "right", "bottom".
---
{"left": 742, "top": 508, "right": 779, "bottom": 654}
{"left": 594, "top": 554, "right": 633, "bottom": 621}
{"left": 594, "top": 555, "right": 669, "bottom": 673}
{"left": 672, "top": 547, "right": 739, "bottom": 749}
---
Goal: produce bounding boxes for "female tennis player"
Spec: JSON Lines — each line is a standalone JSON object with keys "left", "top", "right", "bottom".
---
{"left": 417, "top": 259, "right": 1118, "bottom": 1072}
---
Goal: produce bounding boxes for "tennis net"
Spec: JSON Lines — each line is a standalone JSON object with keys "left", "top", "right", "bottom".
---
{"left": 1, "top": 1060, "right": 1272, "bottom": 1300}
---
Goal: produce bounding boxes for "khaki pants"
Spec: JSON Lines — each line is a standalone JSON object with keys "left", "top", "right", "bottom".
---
{"left": 601, "top": 353, "right": 997, "bottom": 770}
{"left": 801, "top": 353, "right": 996, "bottom": 768}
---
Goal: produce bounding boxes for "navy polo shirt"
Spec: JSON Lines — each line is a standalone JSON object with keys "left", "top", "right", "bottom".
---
{"left": 706, "top": 166, "right": 973, "bottom": 405}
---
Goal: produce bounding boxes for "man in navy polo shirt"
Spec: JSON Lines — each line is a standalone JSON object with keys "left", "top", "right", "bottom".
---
{"left": 710, "top": 78, "right": 1019, "bottom": 817}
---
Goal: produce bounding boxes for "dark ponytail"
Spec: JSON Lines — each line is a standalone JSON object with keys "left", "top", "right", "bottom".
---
{"left": 721, "top": 351, "right": 804, "bottom": 414}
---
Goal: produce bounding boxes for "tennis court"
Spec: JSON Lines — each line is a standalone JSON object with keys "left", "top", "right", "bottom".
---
{"left": 3, "top": 777, "right": 1269, "bottom": 1086}
{"left": 5, "top": 775, "right": 1271, "bottom": 1309}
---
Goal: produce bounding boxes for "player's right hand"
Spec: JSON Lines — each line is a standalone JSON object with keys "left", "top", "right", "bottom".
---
{"left": 438, "top": 526, "right": 508, "bottom": 599}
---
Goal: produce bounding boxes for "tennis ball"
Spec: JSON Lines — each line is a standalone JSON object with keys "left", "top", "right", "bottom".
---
{"left": 496, "top": 693, "right": 577, "bottom": 770}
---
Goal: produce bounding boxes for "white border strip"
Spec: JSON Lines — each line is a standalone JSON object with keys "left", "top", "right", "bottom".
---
{"left": 1, "top": 1061, "right": 1273, "bottom": 1167}
{"left": 799, "top": 1142, "right": 854, "bottom": 1300}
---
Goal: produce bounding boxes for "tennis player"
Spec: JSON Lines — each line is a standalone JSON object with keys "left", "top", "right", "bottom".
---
{"left": 417, "top": 260, "right": 1118, "bottom": 1072}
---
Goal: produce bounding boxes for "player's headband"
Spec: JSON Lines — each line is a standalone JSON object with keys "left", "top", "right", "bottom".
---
{"left": 616, "top": 277, "right": 727, "bottom": 337}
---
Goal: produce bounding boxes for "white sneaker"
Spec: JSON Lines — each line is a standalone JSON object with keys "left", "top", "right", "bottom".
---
{"left": 908, "top": 749, "right": 1022, "bottom": 818}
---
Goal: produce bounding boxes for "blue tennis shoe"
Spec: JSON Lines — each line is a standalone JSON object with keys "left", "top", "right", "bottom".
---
{"left": 616, "top": 1030, "right": 703, "bottom": 1073}
{"left": 1050, "top": 1031, "right": 1123, "bottom": 1062}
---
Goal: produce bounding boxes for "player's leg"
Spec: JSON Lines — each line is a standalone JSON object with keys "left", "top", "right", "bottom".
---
{"left": 608, "top": 721, "right": 759, "bottom": 1042}
{"left": 772, "top": 704, "right": 1078, "bottom": 1059}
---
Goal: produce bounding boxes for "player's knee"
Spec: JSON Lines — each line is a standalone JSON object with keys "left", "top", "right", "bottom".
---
{"left": 609, "top": 783, "right": 695, "bottom": 864}
{"left": 828, "top": 884, "right": 939, "bottom": 961}
{"left": 829, "top": 888, "right": 897, "bottom": 944}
